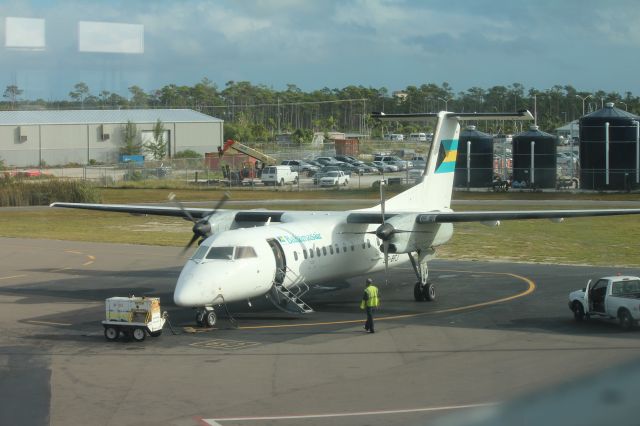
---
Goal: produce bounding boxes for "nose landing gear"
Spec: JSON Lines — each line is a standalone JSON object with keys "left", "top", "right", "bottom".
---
{"left": 196, "top": 307, "right": 217, "bottom": 328}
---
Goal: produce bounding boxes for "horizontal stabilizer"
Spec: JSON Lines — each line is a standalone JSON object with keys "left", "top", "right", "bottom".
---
{"left": 371, "top": 110, "right": 533, "bottom": 122}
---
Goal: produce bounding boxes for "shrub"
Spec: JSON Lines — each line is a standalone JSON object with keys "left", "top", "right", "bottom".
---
{"left": 0, "top": 179, "right": 102, "bottom": 207}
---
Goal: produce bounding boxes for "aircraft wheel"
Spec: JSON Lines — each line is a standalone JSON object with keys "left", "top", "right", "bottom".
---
{"left": 204, "top": 310, "right": 217, "bottom": 328}
{"left": 423, "top": 283, "right": 436, "bottom": 301}
{"left": 132, "top": 327, "right": 146, "bottom": 342}
{"left": 104, "top": 326, "right": 118, "bottom": 341}
{"left": 413, "top": 282, "right": 425, "bottom": 302}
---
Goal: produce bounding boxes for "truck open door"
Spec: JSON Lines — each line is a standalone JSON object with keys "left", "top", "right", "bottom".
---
{"left": 584, "top": 279, "right": 592, "bottom": 313}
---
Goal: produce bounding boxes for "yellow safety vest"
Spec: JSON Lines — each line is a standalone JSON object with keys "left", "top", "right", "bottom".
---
{"left": 360, "top": 285, "right": 380, "bottom": 309}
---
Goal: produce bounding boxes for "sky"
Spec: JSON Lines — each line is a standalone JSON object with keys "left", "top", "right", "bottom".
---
{"left": 1, "top": 0, "right": 639, "bottom": 100}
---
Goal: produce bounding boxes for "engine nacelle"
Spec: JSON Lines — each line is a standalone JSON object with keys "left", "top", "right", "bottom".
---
{"left": 209, "top": 211, "right": 237, "bottom": 234}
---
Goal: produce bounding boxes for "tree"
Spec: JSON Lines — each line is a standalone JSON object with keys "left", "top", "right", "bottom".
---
{"left": 69, "top": 82, "right": 90, "bottom": 108}
{"left": 3, "top": 84, "right": 23, "bottom": 107}
{"left": 144, "top": 119, "right": 167, "bottom": 160}
{"left": 120, "top": 121, "right": 141, "bottom": 155}
{"left": 128, "top": 85, "right": 149, "bottom": 107}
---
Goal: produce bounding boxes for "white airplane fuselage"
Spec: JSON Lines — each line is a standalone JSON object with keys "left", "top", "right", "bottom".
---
{"left": 173, "top": 211, "right": 453, "bottom": 307}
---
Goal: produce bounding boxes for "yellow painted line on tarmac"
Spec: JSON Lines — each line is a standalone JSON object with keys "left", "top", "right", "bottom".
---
{"left": 83, "top": 255, "right": 96, "bottom": 266}
{"left": 25, "top": 320, "right": 72, "bottom": 326}
{"left": 237, "top": 269, "right": 535, "bottom": 330}
{"left": 0, "top": 274, "right": 27, "bottom": 281}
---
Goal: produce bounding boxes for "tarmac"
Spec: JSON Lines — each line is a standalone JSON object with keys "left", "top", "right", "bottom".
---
{"left": 1, "top": 237, "right": 640, "bottom": 426}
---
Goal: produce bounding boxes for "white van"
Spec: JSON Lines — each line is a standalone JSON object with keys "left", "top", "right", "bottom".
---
{"left": 408, "top": 133, "right": 427, "bottom": 142}
{"left": 261, "top": 165, "right": 298, "bottom": 186}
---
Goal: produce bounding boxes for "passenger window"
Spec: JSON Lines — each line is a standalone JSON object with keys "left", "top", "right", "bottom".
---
{"left": 235, "top": 246, "right": 257, "bottom": 259}
{"left": 351, "top": 245, "right": 354, "bottom": 251}
{"left": 310, "top": 249, "right": 314, "bottom": 258}
{"left": 362, "top": 243, "right": 366, "bottom": 249}
{"left": 329, "top": 246, "right": 334, "bottom": 255}
{"left": 367, "top": 240, "right": 371, "bottom": 248}
{"left": 316, "top": 247, "right": 321, "bottom": 257}
{"left": 322, "top": 247, "right": 327, "bottom": 256}
{"left": 303, "top": 250, "right": 308, "bottom": 259}
{"left": 343, "top": 245, "right": 347, "bottom": 252}
{"left": 294, "top": 251, "right": 298, "bottom": 261}
{"left": 335, "top": 244, "right": 340, "bottom": 253}
{"left": 206, "top": 247, "right": 234, "bottom": 260}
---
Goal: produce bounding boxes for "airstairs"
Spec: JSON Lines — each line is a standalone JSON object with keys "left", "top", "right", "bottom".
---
{"left": 266, "top": 267, "right": 314, "bottom": 314}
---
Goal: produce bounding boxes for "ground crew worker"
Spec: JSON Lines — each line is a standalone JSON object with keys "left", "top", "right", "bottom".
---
{"left": 360, "top": 277, "right": 380, "bottom": 333}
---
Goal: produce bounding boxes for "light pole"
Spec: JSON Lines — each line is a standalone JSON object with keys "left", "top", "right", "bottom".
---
{"left": 576, "top": 94, "right": 592, "bottom": 116}
{"left": 561, "top": 111, "right": 567, "bottom": 123}
{"left": 438, "top": 97, "right": 451, "bottom": 111}
{"left": 619, "top": 101, "right": 628, "bottom": 111}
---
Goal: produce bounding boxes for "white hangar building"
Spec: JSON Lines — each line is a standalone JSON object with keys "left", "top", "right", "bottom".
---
{"left": 0, "top": 109, "right": 223, "bottom": 167}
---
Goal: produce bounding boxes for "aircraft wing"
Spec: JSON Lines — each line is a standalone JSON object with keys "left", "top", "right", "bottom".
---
{"left": 347, "top": 208, "right": 640, "bottom": 225}
{"left": 49, "top": 202, "right": 286, "bottom": 222}
{"left": 417, "top": 208, "right": 640, "bottom": 223}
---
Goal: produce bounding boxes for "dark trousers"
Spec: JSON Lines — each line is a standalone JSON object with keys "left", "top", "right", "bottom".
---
{"left": 365, "top": 307, "right": 375, "bottom": 332}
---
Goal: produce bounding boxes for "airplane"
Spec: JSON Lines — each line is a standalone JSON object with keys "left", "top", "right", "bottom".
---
{"left": 51, "top": 110, "right": 640, "bottom": 328}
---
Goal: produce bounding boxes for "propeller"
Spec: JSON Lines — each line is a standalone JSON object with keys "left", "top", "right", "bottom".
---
{"left": 168, "top": 192, "right": 230, "bottom": 255}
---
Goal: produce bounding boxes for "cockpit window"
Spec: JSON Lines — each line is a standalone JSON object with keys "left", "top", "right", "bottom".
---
{"left": 206, "top": 246, "right": 234, "bottom": 260}
{"left": 235, "top": 246, "right": 257, "bottom": 259}
{"left": 191, "top": 245, "right": 210, "bottom": 260}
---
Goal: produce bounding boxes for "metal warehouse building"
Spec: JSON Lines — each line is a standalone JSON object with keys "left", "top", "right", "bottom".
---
{"left": 0, "top": 109, "right": 223, "bottom": 167}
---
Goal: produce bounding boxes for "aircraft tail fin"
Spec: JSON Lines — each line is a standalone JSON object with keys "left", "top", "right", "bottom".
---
{"left": 365, "top": 110, "right": 533, "bottom": 213}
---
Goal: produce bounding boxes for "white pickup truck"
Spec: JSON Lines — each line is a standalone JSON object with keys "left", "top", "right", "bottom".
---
{"left": 319, "top": 170, "right": 349, "bottom": 187}
{"left": 569, "top": 275, "right": 640, "bottom": 330}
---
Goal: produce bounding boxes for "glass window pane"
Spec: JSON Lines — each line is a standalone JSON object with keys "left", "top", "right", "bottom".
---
{"left": 206, "top": 246, "right": 234, "bottom": 260}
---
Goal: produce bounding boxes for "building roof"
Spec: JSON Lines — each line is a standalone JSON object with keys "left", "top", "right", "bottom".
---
{"left": 0, "top": 109, "right": 222, "bottom": 125}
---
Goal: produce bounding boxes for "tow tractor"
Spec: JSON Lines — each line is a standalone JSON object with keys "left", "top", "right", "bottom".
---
{"left": 102, "top": 296, "right": 166, "bottom": 342}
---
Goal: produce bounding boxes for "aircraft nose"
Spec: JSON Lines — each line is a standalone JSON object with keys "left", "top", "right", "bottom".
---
{"left": 174, "top": 272, "right": 203, "bottom": 307}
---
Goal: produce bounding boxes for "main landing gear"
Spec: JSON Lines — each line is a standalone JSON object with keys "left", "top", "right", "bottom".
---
{"left": 409, "top": 251, "right": 436, "bottom": 302}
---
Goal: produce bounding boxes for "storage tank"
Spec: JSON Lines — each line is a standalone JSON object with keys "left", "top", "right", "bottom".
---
{"left": 512, "top": 125, "right": 557, "bottom": 189}
{"left": 579, "top": 102, "right": 640, "bottom": 190}
{"left": 454, "top": 126, "right": 494, "bottom": 187}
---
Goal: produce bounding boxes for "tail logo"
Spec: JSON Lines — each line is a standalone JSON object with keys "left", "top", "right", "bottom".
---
{"left": 434, "top": 139, "right": 459, "bottom": 174}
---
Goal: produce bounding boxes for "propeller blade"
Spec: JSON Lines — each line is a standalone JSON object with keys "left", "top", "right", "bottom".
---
{"left": 168, "top": 192, "right": 196, "bottom": 223}
{"left": 181, "top": 234, "right": 200, "bottom": 256}
{"left": 205, "top": 191, "right": 231, "bottom": 219}
{"left": 379, "top": 179, "right": 386, "bottom": 224}
{"left": 382, "top": 240, "right": 389, "bottom": 285}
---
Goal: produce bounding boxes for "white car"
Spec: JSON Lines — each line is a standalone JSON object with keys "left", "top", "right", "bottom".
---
{"left": 370, "top": 161, "right": 399, "bottom": 173}
{"left": 319, "top": 171, "right": 349, "bottom": 187}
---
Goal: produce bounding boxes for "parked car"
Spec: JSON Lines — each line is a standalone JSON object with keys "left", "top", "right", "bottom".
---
{"left": 315, "top": 156, "right": 344, "bottom": 166}
{"left": 353, "top": 160, "right": 379, "bottom": 174}
{"left": 319, "top": 171, "right": 349, "bottom": 187}
{"left": 334, "top": 155, "right": 359, "bottom": 164}
{"left": 313, "top": 166, "right": 348, "bottom": 184}
{"left": 374, "top": 155, "right": 411, "bottom": 170}
{"left": 338, "top": 162, "right": 364, "bottom": 176}
{"left": 261, "top": 165, "right": 298, "bottom": 186}
{"left": 370, "top": 161, "right": 399, "bottom": 173}
{"left": 410, "top": 156, "right": 426, "bottom": 170}
{"left": 281, "top": 159, "right": 319, "bottom": 174}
